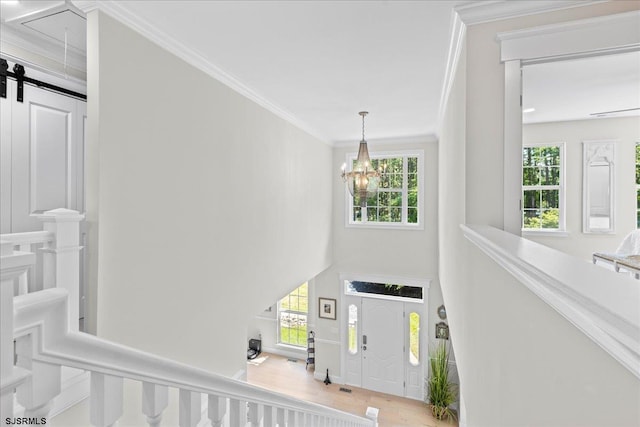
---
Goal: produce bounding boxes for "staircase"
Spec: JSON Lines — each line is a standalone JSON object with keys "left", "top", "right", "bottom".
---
{"left": 0, "top": 209, "right": 377, "bottom": 427}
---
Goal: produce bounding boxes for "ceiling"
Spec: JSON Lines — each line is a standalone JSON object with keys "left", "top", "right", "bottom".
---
{"left": 523, "top": 51, "right": 640, "bottom": 124}
{"left": 1, "top": 1, "right": 638, "bottom": 144}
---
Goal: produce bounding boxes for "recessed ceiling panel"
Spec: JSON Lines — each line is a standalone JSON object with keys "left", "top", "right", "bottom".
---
{"left": 22, "top": 9, "right": 86, "bottom": 51}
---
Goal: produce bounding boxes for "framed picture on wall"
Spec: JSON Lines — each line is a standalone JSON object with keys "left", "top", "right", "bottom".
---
{"left": 318, "top": 298, "right": 337, "bottom": 320}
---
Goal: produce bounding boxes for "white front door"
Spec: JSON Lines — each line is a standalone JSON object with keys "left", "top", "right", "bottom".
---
{"left": 344, "top": 295, "right": 424, "bottom": 399}
{"left": 362, "top": 298, "right": 405, "bottom": 396}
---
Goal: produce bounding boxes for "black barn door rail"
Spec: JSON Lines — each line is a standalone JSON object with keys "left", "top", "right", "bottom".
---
{"left": 0, "top": 58, "right": 87, "bottom": 102}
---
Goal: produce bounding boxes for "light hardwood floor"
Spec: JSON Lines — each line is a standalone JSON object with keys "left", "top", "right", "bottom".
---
{"left": 246, "top": 353, "right": 458, "bottom": 427}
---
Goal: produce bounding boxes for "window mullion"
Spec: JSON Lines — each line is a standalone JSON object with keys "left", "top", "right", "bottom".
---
{"left": 402, "top": 156, "right": 408, "bottom": 223}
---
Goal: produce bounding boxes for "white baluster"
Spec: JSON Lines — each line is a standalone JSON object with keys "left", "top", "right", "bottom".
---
{"left": 15, "top": 335, "right": 61, "bottom": 418}
{"left": 17, "top": 244, "right": 30, "bottom": 294}
{"left": 313, "top": 415, "right": 319, "bottom": 426}
{"left": 248, "top": 401, "right": 262, "bottom": 427}
{"left": 39, "top": 209, "right": 83, "bottom": 331}
{"left": 276, "top": 407, "right": 285, "bottom": 426}
{"left": 304, "top": 412, "right": 313, "bottom": 426}
{"left": 142, "top": 382, "right": 168, "bottom": 426}
{"left": 365, "top": 406, "right": 378, "bottom": 427}
{"left": 263, "top": 405, "right": 274, "bottom": 427}
{"left": 179, "top": 389, "right": 201, "bottom": 427}
{"left": 90, "top": 372, "right": 123, "bottom": 427}
{"left": 208, "top": 394, "right": 227, "bottom": 427}
{"left": 287, "top": 410, "right": 296, "bottom": 426}
{"left": 229, "top": 398, "right": 247, "bottom": 427}
{"left": 1, "top": 242, "right": 34, "bottom": 420}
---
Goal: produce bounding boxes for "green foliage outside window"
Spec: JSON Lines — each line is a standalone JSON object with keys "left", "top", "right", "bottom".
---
{"left": 351, "top": 156, "right": 419, "bottom": 224}
{"left": 279, "top": 283, "right": 308, "bottom": 347}
{"left": 522, "top": 146, "right": 561, "bottom": 230}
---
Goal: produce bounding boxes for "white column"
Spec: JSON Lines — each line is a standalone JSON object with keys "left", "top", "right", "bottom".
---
{"left": 0, "top": 242, "right": 34, "bottom": 422}
{"left": 142, "top": 382, "right": 168, "bottom": 427}
{"left": 39, "top": 208, "right": 84, "bottom": 331}
{"left": 179, "top": 389, "right": 201, "bottom": 427}
{"left": 503, "top": 59, "right": 523, "bottom": 235}
{"left": 208, "top": 395, "right": 227, "bottom": 427}
{"left": 90, "top": 372, "right": 123, "bottom": 427}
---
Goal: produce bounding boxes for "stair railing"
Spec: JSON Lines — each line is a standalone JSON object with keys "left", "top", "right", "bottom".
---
{"left": 1, "top": 220, "right": 377, "bottom": 427}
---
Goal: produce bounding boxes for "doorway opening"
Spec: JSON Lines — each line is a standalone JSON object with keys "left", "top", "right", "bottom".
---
{"left": 340, "top": 274, "right": 429, "bottom": 400}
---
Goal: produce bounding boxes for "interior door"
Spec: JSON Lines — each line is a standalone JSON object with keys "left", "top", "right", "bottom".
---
{"left": 9, "top": 82, "right": 85, "bottom": 232}
{"left": 1, "top": 77, "right": 86, "bottom": 317}
{"left": 361, "top": 298, "right": 404, "bottom": 396}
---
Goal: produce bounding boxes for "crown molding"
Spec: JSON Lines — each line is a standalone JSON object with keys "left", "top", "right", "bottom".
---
{"left": 455, "top": 0, "right": 608, "bottom": 26}
{"left": 437, "top": 10, "right": 466, "bottom": 135}
{"left": 333, "top": 134, "right": 437, "bottom": 148}
{"left": 72, "top": 0, "right": 331, "bottom": 145}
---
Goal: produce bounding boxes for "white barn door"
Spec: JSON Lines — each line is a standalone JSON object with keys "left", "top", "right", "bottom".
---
{"left": 2, "top": 80, "right": 86, "bottom": 232}
{"left": 1, "top": 78, "right": 86, "bottom": 315}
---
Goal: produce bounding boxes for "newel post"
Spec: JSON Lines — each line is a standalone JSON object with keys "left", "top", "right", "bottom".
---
{"left": 0, "top": 241, "right": 35, "bottom": 420}
{"left": 39, "top": 208, "right": 84, "bottom": 331}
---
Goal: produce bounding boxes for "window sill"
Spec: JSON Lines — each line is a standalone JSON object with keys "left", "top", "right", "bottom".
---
{"left": 522, "top": 229, "right": 569, "bottom": 237}
{"left": 346, "top": 222, "right": 424, "bottom": 231}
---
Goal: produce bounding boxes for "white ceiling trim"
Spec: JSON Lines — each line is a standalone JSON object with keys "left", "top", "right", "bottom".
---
{"left": 497, "top": 10, "right": 640, "bottom": 62}
{"left": 333, "top": 134, "right": 437, "bottom": 149}
{"left": 72, "top": 0, "right": 331, "bottom": 145}
{"left": 437, "top": 10, "right": 466, "bottom": 135}
{"left": 455, "top": 0, "right": 608, "bottom": 26}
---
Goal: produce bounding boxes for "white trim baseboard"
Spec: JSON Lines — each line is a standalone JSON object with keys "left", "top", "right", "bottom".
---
{"left": 313, "top": 371, "right": 343, "bottom": 385}
{"left": 261, "top": 345, "right": 307, "bottom": 362}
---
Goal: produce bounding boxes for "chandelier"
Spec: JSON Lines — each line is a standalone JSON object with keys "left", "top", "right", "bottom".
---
{"left": 341, "top": 111, "right": 382, "bottom": 207}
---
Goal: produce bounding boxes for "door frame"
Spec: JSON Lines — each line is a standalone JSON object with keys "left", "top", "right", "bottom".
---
{"left": 339, "top": 273, "right": 431, "bottom": 400}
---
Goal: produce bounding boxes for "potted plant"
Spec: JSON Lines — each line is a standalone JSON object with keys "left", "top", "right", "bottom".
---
{"left": 427, "top": 341, "right": 457, "bottom": 421}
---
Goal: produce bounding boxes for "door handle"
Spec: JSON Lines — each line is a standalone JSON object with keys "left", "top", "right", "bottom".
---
{"left": 362, "top": 334, "right": 367, "bottom": 345}
{"left": 362, "top": 345, "right": 367, "bottom": 351}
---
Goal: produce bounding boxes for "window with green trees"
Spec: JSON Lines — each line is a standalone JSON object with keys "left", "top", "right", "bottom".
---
{"left": 278, "top": 283, "right": 308, "bottom": 347}
{"left": 522, "top": 144, "right": 564, "bottom": 230}
{"left": 636, "top": 143, "right": 639, "bottom": 228}
{"left": 348, "top": 151, "right": 422, "bottom": 227}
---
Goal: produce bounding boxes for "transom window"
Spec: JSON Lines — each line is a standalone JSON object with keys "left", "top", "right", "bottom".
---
{"left": 345, "top": 150, "right": 423, "bottom": 228}
{"left": 278, "top": 283, "right": 308, "bottom": 347}
{"left": 522, "top": 144, "right": 565, "bottom": 231}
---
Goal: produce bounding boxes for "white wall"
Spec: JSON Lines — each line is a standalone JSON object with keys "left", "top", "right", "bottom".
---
{"left": 86, "top": 10, "right": 333, "bottom": 377}
{"left": 523, "top": 117, "right": 639, "bottom": 260}
{"left": 312, "top": 139, "right": 442, "bottom": 384}
{"left": 439, "top": 2, "right": 640, "bottom": 426}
